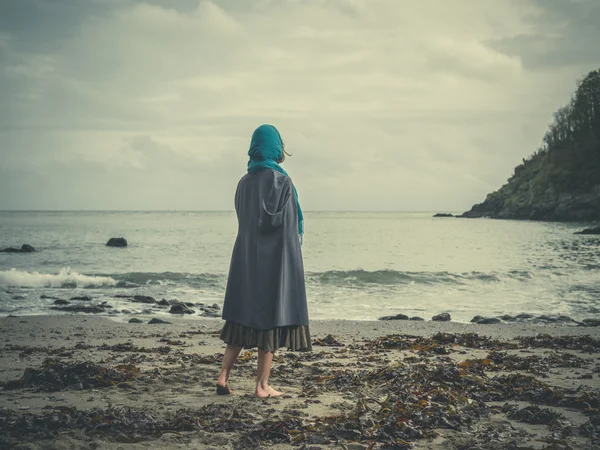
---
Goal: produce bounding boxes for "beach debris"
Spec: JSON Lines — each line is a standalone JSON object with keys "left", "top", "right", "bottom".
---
{"left": 98, "top": 342, "right": 171, "bottom": 354}
{"left": 106, "top": 237, "right": 127, "bottom": 247}
{"left": 432, "top": 312, "right": 451, "bottom": 321}
{"left": 148, "top": 318, "right": 171, "bottom": 324}
{"left": 312, "top": 335, "right": 344, "bottom": 346}
{"left": 169, "top": 302, "right": 194, "bottom": 314}
{"left": 378, "top": 313, "right": 409, "bottom": 320}
{"left": 502, "top": 404, "right": 567, "bottom": 425}
{"left": 0, "top": 244, "right": 36, "bottom": 253}
{"left": 1, "top": 359, "right": 140, "bottom": 391}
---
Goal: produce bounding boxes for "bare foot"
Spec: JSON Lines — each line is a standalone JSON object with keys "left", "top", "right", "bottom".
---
{"left": 255, "top": 384, "right": 283, "bottom": 398}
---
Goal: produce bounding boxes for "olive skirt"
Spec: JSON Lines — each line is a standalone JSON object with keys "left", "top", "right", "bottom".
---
{"left": 220, "top": 321, "right": 312, "bottom": 352}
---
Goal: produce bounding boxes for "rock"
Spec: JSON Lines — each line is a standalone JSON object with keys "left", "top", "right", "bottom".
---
{"left": 200, "top": 310, "right": 220, "bottom": 318}
{"left": 379, "top": 313, "right": 409, "bottom": 321}
{"left": 574, "top": 227, "right": 600, "bottom": 235}
{"left": 498, "top": 314, "right": 515, "bottom": 321}
{"left": 515, "top": 313, "right": 535, "bottom": 320}
{"left": 433, "top": 213, "right": 454, "bottom": 218}
{"left": 53, "top": 299, "right": 70, "bottom": 305}
{"left": 128, "top": 318, "right": 144, "bottom": 323}
{"left": 0, "top": 244, "right": 36, "bottom": 253}
{"left": 106, "top": 237, "right": 127, "bottom": 248}
{"left": 12, "top": 295, "right": 25, "bottom": 300}
{"left": 148, "top": 318, "right": 171, "bottom": 324}
{"left": 582, "top": 318, "right": 600, "bottom": 327}
{"left": 40, "top": 295, "right": 60, "bottom": 300}
{"left": 410, "top": 316, "right": 424, "bottom": 321}
{"left": 471, "top": 315, "right": 484, "bottom": 323}
{"left": 477, "top": 317, "right": 502, "bottom": 324}
{"left": 211, "top": 303, "right": 220, "bottom": 310}
{"left": 157, "top": 299, "right": 171, "bottom": 306}
{"left": 70, "top": 295, "right": 92, "bottom": 301}
{"left": 184, "top": 302, "right": 196, "bottom": 307}
{"left": 169, "top": 302, "right": 195, "bottom": 314}
{"left": 51, "top": 305, "right": 106, "bottom": 313}
{"left": 131, "top": 295, "right": 156, "bottom": 304}
{"left": 432, "top": 313, "right": 451, "bottom": 322}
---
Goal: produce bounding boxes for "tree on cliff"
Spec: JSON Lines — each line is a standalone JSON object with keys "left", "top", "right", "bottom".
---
{"left": 462, "top": 68, "right": 600, "bottom": 221}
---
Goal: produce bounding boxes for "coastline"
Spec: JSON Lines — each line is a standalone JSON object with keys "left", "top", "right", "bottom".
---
{"left": 1, "top": 315, "right": 599, "bottom": 449}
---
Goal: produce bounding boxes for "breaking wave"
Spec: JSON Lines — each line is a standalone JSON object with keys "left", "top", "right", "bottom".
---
{"left": 0, "top": 268, "right": 117, "bottom": 288}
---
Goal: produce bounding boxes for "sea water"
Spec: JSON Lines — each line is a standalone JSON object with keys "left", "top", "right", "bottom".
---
{"left": 1, "top": 211, "right": 599, "bottom": 322}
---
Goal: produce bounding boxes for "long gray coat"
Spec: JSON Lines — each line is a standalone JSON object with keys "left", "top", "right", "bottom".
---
{"left": 222, "top": 169, "right": 309, "bottom": 330}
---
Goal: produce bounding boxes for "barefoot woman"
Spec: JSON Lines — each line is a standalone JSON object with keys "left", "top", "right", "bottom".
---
{"left": 217, "top": 124, "right": 311, "bottom": 398}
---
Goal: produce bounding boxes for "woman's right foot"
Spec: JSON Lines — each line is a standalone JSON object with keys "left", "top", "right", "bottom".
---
{"left": 256, "top": 384, "right": 283, "bottom": 398}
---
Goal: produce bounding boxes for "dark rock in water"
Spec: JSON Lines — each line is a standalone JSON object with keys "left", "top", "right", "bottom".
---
{"left": 114, "top": 294, "right": 133, "bottom": 299}
{"left": 40, "top": 295, "right": 60, "bottom": 300}
{"left": 184, "top": 302, "right": 196, "bottom": 307}
{"left": 499, "top": 314, "right": 516, "bottom": 321}
{"left": 70, "top": 295, "right": 92, "bottom": 301}
{"left": 148, "top": 318, "right": 171, "bottom": 324}
{"left": 121, "top": 309, "right": 132, "bottom": 314}
{"left": 210, "top": 303, "right": 220, "bottom": 310}
{"left": 471, "top": 315, "right": 484, "bottom": 323}
{"left": 51, "top": 305, "right": 106, "bottom": 313}
{"left": 106, "top": 237, "right": 127, "bottom": 248}
{"left": 128, "top": 318, "right": 144, "bottom": 323}
{"left": 12, "top": 295, "right": 25, "bottom": 300}
{"left": 200, "top": 310, "right": 220, "bottom": 318}
{"left": 432, "top": 313, "right": 451, "bottom": 322}
{"left": 132, "top": 295, "right": 156, "bottom": 304}
{"left": 477, "top": 317, "right": 502, "bottom": 324}
{"left": 582, "top": 318, "right": 600, "bottom": 327}
{"left": 433, "top": 213, "right": 454, "bottom": 218}
{"left": 1, "top": 244, "right": 36, "bottom": 253}
{"left": 99, "top": 301, "right": 112, "bottom": 308}
{"left": 53, "top": 299, "right": 70, "bottom": 305}
{"left": 410, "top": 316, "right": 424, "bottom": 321}
{"left": 169, "top": 302, "right": 195, "bottom": 314}
{"left": 536, "top": 314, "right": 576, "bottom": 324}
{"left": 157, "top": 299, "right": 171, "bottom": 306}
{"left": 574, "top": 227, "right": 600, "bottom": 235}
{"left": 379, "top": 313, "right": 409, "bottom": 321}
{"left": 515, "top": 313, "right": 534, "bottom": 320}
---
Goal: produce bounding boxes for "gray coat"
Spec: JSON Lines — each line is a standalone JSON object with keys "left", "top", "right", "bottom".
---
{"left": 222, "top": 169, "right": 309, "bottom": 330}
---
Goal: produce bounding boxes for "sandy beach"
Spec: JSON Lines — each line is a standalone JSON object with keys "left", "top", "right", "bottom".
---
{"left": 0, "top": 315, "right": 598, "bottom": 449}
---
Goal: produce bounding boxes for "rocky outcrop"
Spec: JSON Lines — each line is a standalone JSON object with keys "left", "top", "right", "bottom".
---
{"left": 462, "top": 69, "right": 600, "bottom": 222}
{"left": 106, "top": 238, "right": 127, "bottom": 248}
{"left": 1, "top": 244, "right": 36, "bottom": 253}
{"left": 574, "top": 226, "right": 600, "bottom": 235}
{"left": 433, "top": 213, "right": 454, "bottom": 218}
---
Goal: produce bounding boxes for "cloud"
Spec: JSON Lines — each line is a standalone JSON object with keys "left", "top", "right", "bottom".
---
{"left": 0, "top": 0, "right": 597, "bottom": 210}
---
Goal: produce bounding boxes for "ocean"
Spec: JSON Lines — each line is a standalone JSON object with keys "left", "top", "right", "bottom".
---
{"left": 0, "top": 211, "right": 599, "bottom": 323}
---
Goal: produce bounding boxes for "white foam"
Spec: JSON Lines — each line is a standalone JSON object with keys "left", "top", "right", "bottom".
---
{"left": 0, "top": 267, "right": 116, "bottom": 288}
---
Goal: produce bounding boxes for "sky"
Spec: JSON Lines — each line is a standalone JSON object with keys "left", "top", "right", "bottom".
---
{"left": 1, "top": 0, "right": 599, "bottom": 211}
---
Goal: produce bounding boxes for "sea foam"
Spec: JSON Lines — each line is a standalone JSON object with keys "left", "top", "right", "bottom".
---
{"left": 0, "top": 268, "right": 116, "bottom": 288}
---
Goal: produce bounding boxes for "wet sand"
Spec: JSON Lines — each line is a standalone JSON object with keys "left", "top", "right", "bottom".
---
{"left": 1, "top": 315, "right": 599, "bottom": 449}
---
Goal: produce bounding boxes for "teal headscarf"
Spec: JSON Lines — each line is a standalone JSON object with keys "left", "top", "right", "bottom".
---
{"left": 247, "top": 124, "right": 304, "bottom": 238}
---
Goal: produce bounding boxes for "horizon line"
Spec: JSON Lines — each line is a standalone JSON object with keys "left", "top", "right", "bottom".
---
{"left": 0, "top": 209, "right": 465, "bottom": 213}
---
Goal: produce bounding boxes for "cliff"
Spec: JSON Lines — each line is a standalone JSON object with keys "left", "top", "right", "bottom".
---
{"left": 462, "top": 69, "right": 600, "bottom": 222}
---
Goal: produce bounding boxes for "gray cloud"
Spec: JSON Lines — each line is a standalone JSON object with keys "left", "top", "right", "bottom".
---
{"left": 0, "top": 0, "right": 597, "bottom": 211}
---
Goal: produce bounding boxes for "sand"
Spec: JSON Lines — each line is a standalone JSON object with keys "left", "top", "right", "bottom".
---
{"left": 1, "top": 315, "right": 599, "bottom": 449}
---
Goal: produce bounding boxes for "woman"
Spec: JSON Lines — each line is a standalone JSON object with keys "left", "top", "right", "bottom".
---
{"left": 217, "top": 124, "right": 311, "bottom": 398}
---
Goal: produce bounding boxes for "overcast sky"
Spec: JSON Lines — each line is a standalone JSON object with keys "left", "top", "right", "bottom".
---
{"left": 1, "top": 0, "right": 599, "bottom": 211}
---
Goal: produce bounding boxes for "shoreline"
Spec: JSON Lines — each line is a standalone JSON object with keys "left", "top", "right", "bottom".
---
{"left": 1, "top": 315, "right": 599, "bottom": 449}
